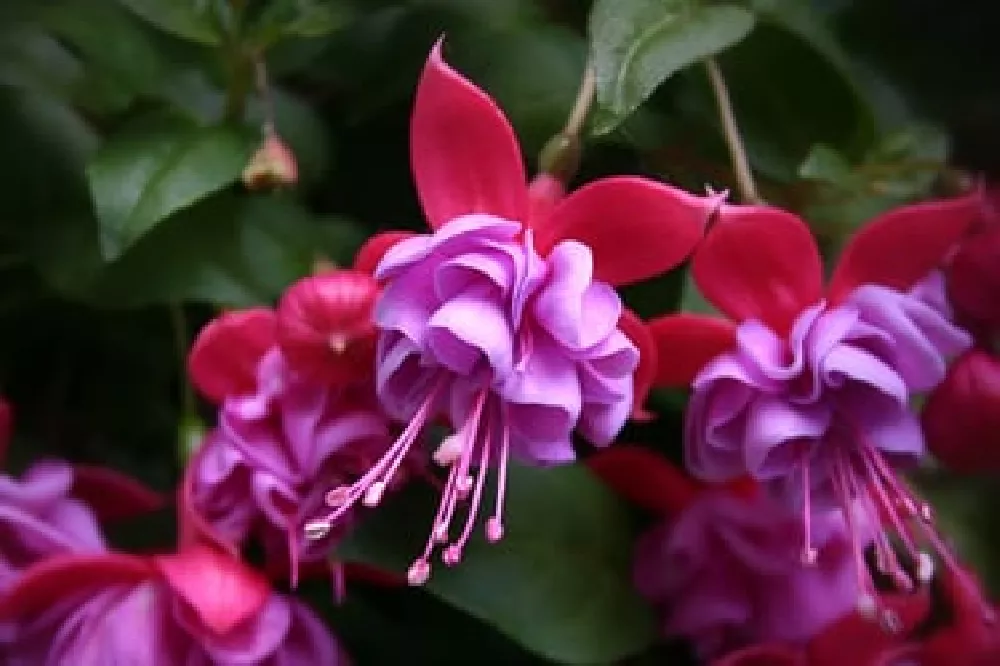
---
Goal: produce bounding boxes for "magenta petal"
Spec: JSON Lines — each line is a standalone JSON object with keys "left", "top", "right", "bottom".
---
{"left": 426, "top": 286, "right": 514, "bottom": 377}
{"left": 275, "top": 600, "right": 351, "bottom": 664}
{"left": 578, "top": 375, "right": 633, "bottom": 446}
{"left": 192, "top": 594, "right": 290, "bottom": 662}
{"left": 501, "top": 335, "right": 581, "bottom": 457}
{"left": 538, "top": 177, "right": 710, "bottom": 286}
{"left": 410, "top": 40, "right": 528, "bottom": 230}
{"left": 744, "top": 397, "right": 832, "bottom": 479}
{"left": 154, "top": 546, "right": 272, "bottom": 637}
{"left": 846, "top": 284, "right": 972, "bottom": 392}
{"left": 822, "top": 345, "right": 907, "bottom": 404}
{"left": 533, "top": 240, "right": 621, "bottom": 350}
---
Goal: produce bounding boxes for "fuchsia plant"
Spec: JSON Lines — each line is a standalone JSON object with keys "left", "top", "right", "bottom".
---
{"left": 3, "top": 31, "right": 1000, "bottom": 666}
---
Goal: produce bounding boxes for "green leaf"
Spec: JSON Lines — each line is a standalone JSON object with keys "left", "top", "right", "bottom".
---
{"left": 87, "top": 117, "right": 254, "bottom": 260}
{"left": 798, "top": 144, "right": 852, "bottom": 184}
{"left": 114, "top": 0, "right": 221, "bottom": 45}
{"left": 42, "top": 0, "right": 179, "bottom": 102}
{"left": 91, "top": 194, "right": 320, "bottom": 308}
{"left": 339, "top": 462, "right": 657, "bottom": 665}
{"left": 800, "top": 124, "right": 949, "bottom": 240}
{"left": 0, "top": 84, "right": 102, "bottom": 296}
{"left": 589, "top": 0, "right": 755, "bottom": 134}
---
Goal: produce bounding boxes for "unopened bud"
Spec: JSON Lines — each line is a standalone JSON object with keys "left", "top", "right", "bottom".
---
{"left": 276, "top": 269, "right": 380, "bottom": 384}
{"left": 922, "top": 350, "right": 1000, "bottom": 473}
{"left": 242, "top": 134, "right": 298, "bottom": 190}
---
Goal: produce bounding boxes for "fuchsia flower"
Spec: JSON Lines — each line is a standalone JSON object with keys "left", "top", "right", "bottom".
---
{"left": 0, "top": 461, "right": 106, "bottom": 590}
{"left": 276, "top": 270, "right": 380, "bottom": 385}
{"left": 183, "top": 281, "right": 409, "bottom": 585}
{"left": 0, "top": 545, "right": 349, "bottom": 665}
{"left": 588, "top": 447, "right": 953, "bottom": 666}
{"left": 648, "top": 196, "right": 982, "bottom": 619}
{"left": 0, "top": 399, "right": 164, "bottom": 591}
{"left": 592, "top": 447, "right": 861, "bottom": 659}
{"left": 302, "top": 41, "right": 712, "bottom": 585}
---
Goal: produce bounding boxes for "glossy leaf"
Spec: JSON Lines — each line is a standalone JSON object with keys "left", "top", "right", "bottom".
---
{"left": 87, "top": 117, "right": 254, "bottom": 260}
{"left": 339, "top": 462, "right": 657, "bottom": 664}
{"left": 589, "top": 0, "right": 755, "bottom": 134}
{"left": 90, "top": 194, "right": 319, "bottom": 307}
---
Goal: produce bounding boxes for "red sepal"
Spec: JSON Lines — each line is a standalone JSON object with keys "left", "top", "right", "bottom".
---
{"left": 648, "top": 313, "right": 736, "bottom": 388}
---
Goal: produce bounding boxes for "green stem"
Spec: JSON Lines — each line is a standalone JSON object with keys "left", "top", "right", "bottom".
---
{"left": 223, "top": 52, "right": 254, "bottom": 123}
{"left": 705, "top": 57, "right": 761, "bottom": 205}
{"left": 563, "top": 61, "right": 596, "bottom": 138}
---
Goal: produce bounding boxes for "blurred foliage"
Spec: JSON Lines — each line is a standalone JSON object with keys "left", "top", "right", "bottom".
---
{"left": 0, "top": 0, "right": 998, "bottom": 663}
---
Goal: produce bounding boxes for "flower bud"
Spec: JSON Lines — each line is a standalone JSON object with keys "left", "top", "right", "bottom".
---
{"left": 947, "top": 225, "right": 1000, "bottom": 332}
{"left": 276, "top": 269, "right": 379, "bottom": 384}
{"left": 922, "top": 349, "right": 1000, "bottom": 473}
{"left": 187, "top": 308, "right": 276, "bottom": 403}
{"left": 242, "top": 134, "right": 298, "bottom": 190}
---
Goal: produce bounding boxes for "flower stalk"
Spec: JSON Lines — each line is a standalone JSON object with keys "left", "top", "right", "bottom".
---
{"left": 704, "top": 57, "right": 761, "bottom": 205}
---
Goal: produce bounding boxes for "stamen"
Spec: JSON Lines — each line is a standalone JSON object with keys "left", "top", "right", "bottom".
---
{"left": 432, "top": 434, "right": 464, "bottom": 466}
{"left": 407, "top": 390, "right": 490, "bottom": 581}
{"left": 303, "top": 520, "right": 332, "bottom": 541}
{"left": 306, "top": 378, "right": 444, "bottom": 533}
{"left": 832, "top": 450, "right": 877, "bottom": 606}
{"left": 800, "top": 455, "right": 817, "bottom": 565}
{"left": 407, "top": 559, "right": 430, "bottom": 586}
{"left": 362, "top": 481, "right": 386, "bottom": 507}
{"left": 485, "top": 403, "right": 511, "bottom": 544}
{"left": 445, "top": 414, "right": 494, "bottom": 564}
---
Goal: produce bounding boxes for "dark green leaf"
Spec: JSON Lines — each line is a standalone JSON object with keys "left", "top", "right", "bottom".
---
{"left": 0, "top": 84, "right": 102, "bottom": 296}
{"left": 800, "top": 124, "right": 948, "bottom": 240}
{"left": 87, "top": 117, "right": 254, "bottom": 260}
{"left": 339, "top": 462, "right": 657, "bottom": 665}
{"left": 91, "top": 194, "right": 319, "bottom": 307}
{"left": 114, "top": 0, "right": 221, "bottom": 45}
{"left": 589, "top": 0, "right": 755, "bottom": 134}
{"left": 42, "top": 0, "right": 179, "bottom": 103}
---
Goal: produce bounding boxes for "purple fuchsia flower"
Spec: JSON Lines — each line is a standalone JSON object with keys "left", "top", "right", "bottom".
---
{"left": 635, "top": 489, "right": 861, "bottom": 659}
{"left": 0, "top": 545, "right": 350, "bottom": 665}
{"left": 0, "top": 461, "right": 106, "bottom": 590}
{"left": 590, "top": 446, "right": 861, "bottom": 659}
{"left": 0, "top": 398, "right": 165, "bottom": 591}
{"left": 647, "top": 197, "right": 984, "bottom": 621}
{"left": 183, "top": 285, "right": 409, "bottom": 586}
{"left": 302, "top": 40, "right": 714, "bottom": 584}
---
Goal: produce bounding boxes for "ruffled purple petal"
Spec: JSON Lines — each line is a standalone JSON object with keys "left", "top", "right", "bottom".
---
{"left": 846, "top": 284, "right": 972, "bottom": 391}
{"left": 635, "top": 491, "right": 860, "bottom": 658}
{"left": 533, "top": 240, "right": 621, "bottom": 351}
{"left": 375, "top": 214, "right": 521, "bottom": 281}
{"left": 744, "top": 397, "right": 832, "bottom": 480}
{"left": 426, "top": 286, "right": 514, "bottom": 377}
